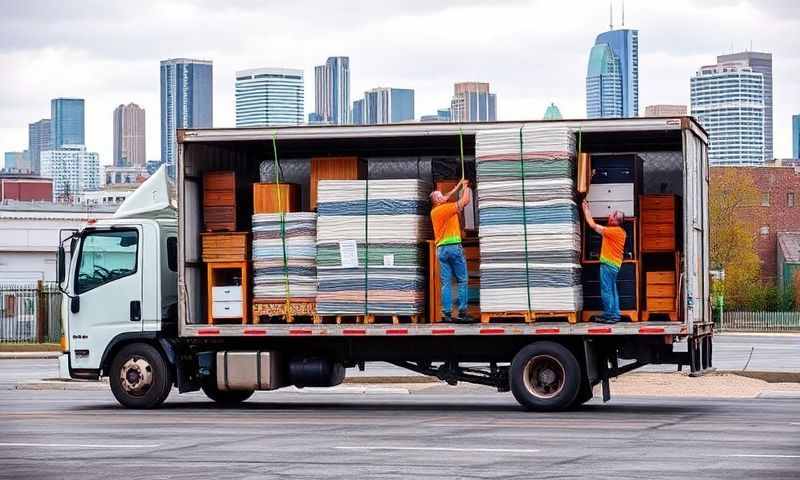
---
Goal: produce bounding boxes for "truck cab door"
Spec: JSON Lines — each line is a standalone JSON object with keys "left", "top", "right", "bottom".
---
{"left": 69, "top": 226, "right": 143, "bottom": 370}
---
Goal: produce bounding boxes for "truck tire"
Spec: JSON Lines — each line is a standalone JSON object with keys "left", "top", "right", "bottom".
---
{"left": 510, "top": 341, "right": 580, "bottom": 411}
{"left": 202, "top": 383, "right": 254, "bottom": 406}
{"left": 109, "top": 343, "right": 172, "bottom": 409}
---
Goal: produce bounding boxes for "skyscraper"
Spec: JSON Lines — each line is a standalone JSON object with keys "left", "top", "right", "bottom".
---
{"left": 51, "top": 98, "right": 85, "bottom": 147}
{"left": 28, "top": 118, "right": 51, "bottom": 174}
{"left": 352, "top": 99, "right": 365, "bottom": 125}
{"left": 113, "top": 103, "right": 146, "bottom": 167}
{"left": 690, "top": 61, "right": 765, "bottom": 165}
{"left": 450, "top": 82, "right": 496, "bottom": 122}
{"left": 235, "top": 68, "right": 304, "bottom": 127}
{"left": 586, "top": 28, "right": 638, "bottom": 118}
{"left": 40, "top": 144, "right": 100, "bottom": 201}
{"left": 160, "top": 58, "right": 213, "bottom": 177}
{"left": 718, "top": 51, "right": 773, "bottom": 160}
{"left": 793, "top": 114, "right": 800, "bottom": 159}
{"left": 313, "top": 56, "right": 350, "bottom": 124}
{"left": 359, "top": 87, "right": 415, "bottom": 125}
{"left": 4, "top": 151, "right": 29, "bottom": 170}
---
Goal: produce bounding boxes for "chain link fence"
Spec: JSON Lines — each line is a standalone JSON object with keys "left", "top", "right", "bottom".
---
{"left": 719, "top": 311, "right": 800, "bottom": 333}
{"left": 0, "top": 282, "right": 62, "bottom": 343}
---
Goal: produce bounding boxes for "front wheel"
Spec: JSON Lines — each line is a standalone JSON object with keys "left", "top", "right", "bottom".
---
{"left": 202, "top": 383, "right": 254, "bottom": 406}
{"left": 510, "top": 341, "right": 580, "bottom": 411}
{"left": 109, "top": 343, "right": 172, "bottom": 409}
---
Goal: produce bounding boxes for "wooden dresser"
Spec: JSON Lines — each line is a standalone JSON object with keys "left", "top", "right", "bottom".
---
{"left": 253, "top": 183, "right": 300, "bottom": 214}
{"left": 641, "top": 194, "right": 677, "bottom": 252}
{"left": 203, "top": 171, "right": 238, "bottom": 232}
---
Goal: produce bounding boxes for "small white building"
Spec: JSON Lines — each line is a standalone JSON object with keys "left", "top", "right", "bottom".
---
{"left": 40, "top": 145, "right": 101, "bottom": 201}
{"left": 0, "top": 201, "right": 115, "bottom": 282}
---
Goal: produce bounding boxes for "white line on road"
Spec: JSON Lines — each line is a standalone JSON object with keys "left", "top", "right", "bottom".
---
{"left": 0, "top": 442, "right": 160, "bottom": 449}
{"left": 335, "top": 446, "right": 539, "bottom": 454}
{"left": 721, "top": 454, "right": 800, "bottom": 459}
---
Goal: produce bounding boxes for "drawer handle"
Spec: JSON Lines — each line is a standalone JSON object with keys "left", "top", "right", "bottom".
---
{"left": 224, "top": 306, "right": 230, "bottom": 311}
{"left": 224, "top": 289, "right": 231, "bottom": 294}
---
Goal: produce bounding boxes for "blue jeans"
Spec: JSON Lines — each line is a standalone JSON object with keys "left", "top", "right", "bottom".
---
{"left": 438, "top": 244, "right": 468, "bottom": 318}
{"left": 600, "top": 263, "right": 621, "bottom": 320}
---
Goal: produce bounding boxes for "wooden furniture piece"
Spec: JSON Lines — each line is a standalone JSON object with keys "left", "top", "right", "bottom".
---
{"left": 201, "top": 232, "right": 250, "bottom": 262}
{"left": 253, "top": 299, "right": 318, "bottom": 324}
{"left": 586, "top": 154, "right": 642, "bottom": 218}
{"left": 580, "top": 260, "right": 640, "bottom": 322}
{"left": 640, "top": 194, "right": 678, "bottom": 252}
{"left": 642, "top": 252, "right": 680, "bottom": 321}
{"left": 427, "top": 238, "right": 480, "bottom": 323}
{"left": 203, "top": 171, "right": 238, "bottom": 232}
{"left": 206, "top": 261, "right": 249, "bottom": 324}
{"left": 310, "top": 156, "right": 360, "bottom": 210}
{"left": 253, "top": 183, "right": 300, "bottom": 214}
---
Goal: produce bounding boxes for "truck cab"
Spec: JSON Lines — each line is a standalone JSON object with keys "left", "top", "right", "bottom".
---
{"left": 58, "top": 168, "right": 178, "bottom": 398}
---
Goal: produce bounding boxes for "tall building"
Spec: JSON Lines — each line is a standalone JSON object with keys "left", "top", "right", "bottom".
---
{"left": 313, "top": 56, "right": 350, "bottom": 124}
{"left": 718, "top": 51, "right": 773, "bottom": 160}
{"left": 40, "top": 145, "right": 100, "bottom": 201}
{"left": 586, "top": 28, "right": 638, "bottom": 118}
{"left": 160, "top": 58, "right": 213, "bottom": 177}
{"left": 235, "top": 68, "right": 304, "bottom": 127}
{"left": 113, "top": 103, "right": 146, "bottom": 167}
{"left": 352, "top": 99, "right": 365, "bottom": 125}
{"left": 543, "top": 103, "right": 563, "bottom": 120}
{"left": 3, "top": 151, "right": 30, "bottom": 171}
{"left": 644, "top": 104, "right": 687, "bottom": 117}
{"left": 358, "top": 87, "right": 415, "bottom": 125}
{"left": 690, "top": 61, "right": 765, "bottom": 165}
{"left": 420, "top": 108, "right": 451, "bottom": 123}
{"left": 450, "top": 82, "right": 496, "bottom": 122}
{"left": 792, "top": 114, "right": 800, "bottom": 159}
{"left": 28, "top": 119, "right": 51, "bottom": 174}
{"left": 51, "top": 98, "right": 85, "bottom": 147}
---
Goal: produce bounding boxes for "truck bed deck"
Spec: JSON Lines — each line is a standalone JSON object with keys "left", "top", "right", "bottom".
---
{"left": 183, "top": 321, "right": 686, "bottom": 337}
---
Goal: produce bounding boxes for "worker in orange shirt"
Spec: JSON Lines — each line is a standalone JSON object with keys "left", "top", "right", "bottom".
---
{"left": 581, "top": 200, "right": 627, "bottom": 324}
{"left": 430, "top": 179, "right": 474, "bottom": 323}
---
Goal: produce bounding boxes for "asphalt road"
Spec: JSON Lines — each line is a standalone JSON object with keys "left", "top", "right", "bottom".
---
{"left": 1, "top": 387, "right": 799, "bottom": 479}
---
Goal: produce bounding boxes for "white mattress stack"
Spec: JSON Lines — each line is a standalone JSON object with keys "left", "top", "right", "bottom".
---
{"left": 252, "top": 213, "right": 317, "bottom": 300}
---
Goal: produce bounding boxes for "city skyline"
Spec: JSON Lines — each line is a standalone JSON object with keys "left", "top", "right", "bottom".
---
{"left": 1, "top": 1, "right": 799, "bottom": 163}
{"left": 235, "top": 67, "right": 304, "bottom": 127}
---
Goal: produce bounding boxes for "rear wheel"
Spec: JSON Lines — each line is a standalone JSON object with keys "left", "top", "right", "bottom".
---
{"left": 510, "top": 341, "right": 580, "bottom": 411}
{"left": 109, "top": 343, "right": 172, "bottom": 409}
{"left": 202, "top": 383, "right": 254, "bottom": 406}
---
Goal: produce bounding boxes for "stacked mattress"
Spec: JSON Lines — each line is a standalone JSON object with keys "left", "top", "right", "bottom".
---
{"left": 476, "top": 125, "right": 582, "bottom": 312}
{"left": 252, "top": 212, "right": 317, "bottom": 300}
{"left": 316, "top": 180, "right": 432, "bottom": 316}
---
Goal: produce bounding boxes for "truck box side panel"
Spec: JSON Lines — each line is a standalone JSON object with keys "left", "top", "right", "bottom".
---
{"left": 682, "top": 129, "right": 710, "bottom": 332}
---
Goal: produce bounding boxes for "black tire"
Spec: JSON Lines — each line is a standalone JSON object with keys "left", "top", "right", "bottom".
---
{"left": 109, "top": 343, "right": 172, "bottom": 409}
{"left": 202, "top": 383, "right": 254, "bottom": 406}
{"left": 510, "top": 341, "right": 581, "bottom": 411}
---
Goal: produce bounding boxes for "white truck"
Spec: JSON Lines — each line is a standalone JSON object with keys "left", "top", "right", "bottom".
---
{"left": 57, "top": 117, "right": 713, "bottom": 410}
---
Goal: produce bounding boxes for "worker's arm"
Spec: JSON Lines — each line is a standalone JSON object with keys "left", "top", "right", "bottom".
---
{"left": 456, "top": 180, "right": 472, "bottom": 211}
{"left": 581, "top": 199, "right": 605, "bottom": 235}
{"left": 443, "top": 180, "right": 463, "bottom": 202}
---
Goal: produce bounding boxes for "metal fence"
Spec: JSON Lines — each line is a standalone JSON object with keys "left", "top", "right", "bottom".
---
{"left": 719, "top": 311, "right": 800, "bottom": 333}
{"left": 0, "top": 282, "right": 62, "bottom": 343}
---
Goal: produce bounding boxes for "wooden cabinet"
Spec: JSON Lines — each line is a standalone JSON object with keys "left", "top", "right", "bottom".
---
{"left": 253, "top": 183, "right": 300, "bottom": 214}
{"left": 206, "top": 261, "right": 249, "bottom": 324}
{"left": 203, "top": 171, "right": 238, "bottom": 232}
{"left": 201, "top": 232, "right": 250, "bottom": 262}
{"left": 641, "top": 194, "right": 677, "bottom": 252}
{"left": 310, "top": 157, "right": 360, "bottom": 210}
{"left": 643, "top": 254, "right": 680, "bottom": 321}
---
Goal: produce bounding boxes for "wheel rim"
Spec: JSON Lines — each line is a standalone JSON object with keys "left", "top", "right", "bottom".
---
{"left": 120, "top": 356, "right": 154, "bottom": 397}
{"left": 522, "top": 354, "right": 565, "bottom": 399}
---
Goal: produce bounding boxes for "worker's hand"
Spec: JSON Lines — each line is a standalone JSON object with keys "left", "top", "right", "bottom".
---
{"left": 581, "top": 199, "right": 590, "bottom": 212}
{"left": 460, "top": 179, "right": 469, "bottom": 189}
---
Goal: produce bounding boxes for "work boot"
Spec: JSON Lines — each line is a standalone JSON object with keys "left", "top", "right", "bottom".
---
{"left": 440, "top": 315, "right": 455, "bottom": 324}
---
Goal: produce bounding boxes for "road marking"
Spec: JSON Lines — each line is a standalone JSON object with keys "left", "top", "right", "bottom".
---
{"left": 0, "top": 442, "right": 160, "bottom": 449}
{"left": 335, "top": 446, "right": 539, "bottom": 454}
{"left": 720, "top": 454, "right": 800, "bottom": 459}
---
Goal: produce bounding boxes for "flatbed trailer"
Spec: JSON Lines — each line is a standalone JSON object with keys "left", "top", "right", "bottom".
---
{"left": 59, "top": 117, "right": 713, "bottom": 410}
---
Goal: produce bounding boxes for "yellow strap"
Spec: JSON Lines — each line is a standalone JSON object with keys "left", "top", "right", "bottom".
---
{"left": 272, "top": 132, "right": 292, "bottom": 321}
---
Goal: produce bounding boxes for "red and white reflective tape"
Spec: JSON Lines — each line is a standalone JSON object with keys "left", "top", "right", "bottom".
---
{"left": 197, "top": 327, "right": 220, "bottom": 336}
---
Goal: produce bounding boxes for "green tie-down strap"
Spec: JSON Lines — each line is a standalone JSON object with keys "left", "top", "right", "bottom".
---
{"left": 272, "top": 133, "right": 291, "bottom": 316}
{"left": 519, "top": 126, "right": 532, "bottom": 313}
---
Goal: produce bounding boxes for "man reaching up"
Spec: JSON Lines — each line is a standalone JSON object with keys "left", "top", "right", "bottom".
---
{"left": 581, "top": 200, "right": 627, "bottom": 324}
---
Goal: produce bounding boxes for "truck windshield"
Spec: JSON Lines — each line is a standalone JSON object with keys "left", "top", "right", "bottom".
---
{"left": 76, "top": 229, "right": 139, "bottom": 294}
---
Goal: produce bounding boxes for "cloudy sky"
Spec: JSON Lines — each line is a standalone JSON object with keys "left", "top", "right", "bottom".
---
{"left": 1, "top": 0, "right": 798, "bottom": 165}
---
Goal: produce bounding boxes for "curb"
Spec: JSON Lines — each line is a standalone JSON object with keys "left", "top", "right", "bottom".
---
{"left": 720, "top": 370, "right": 800, "bottom": 384}
{"left": 0, "top": 352, "right": 61, "bottom": 360}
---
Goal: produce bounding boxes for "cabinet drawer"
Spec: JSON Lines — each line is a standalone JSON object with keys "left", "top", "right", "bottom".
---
{"left": 640, "top": 195, "right": 676, "bottom": 211}
{"left": 591, "top": 166, "right": 635, "bottom": 184}
{"left": 212, "top": 301, "right": 243, "bottom": 318}
{"left": 588, "top": 200, "right": 635, "bottom": 218}
{"left": 204, "top": 171, "right": 235, "bottom": 191}
{"left": 646, "top": 297, "right": 675, "bottom": 311}
{"left": 643, "top": 224, "right": 674, "bottom": 237}
{"left": 204, "top": 206, "right": 236, "bottom": 232}
{"left": 642, "top": 210, "right": 675, "bottom": 224}
{"left": 646, "top": 271, "right": 675, "bottom": 285}
{"left": 642, "top": 237, "right": 675, "bottom": 252}
{"left": 587, "top": 183, "right": 634, "bottom": 202}
{"left": 212, "top": 286, "right": 243, "bottom": 302}
{"left": 204, "top": 190, "right": 235, "bottom": 207}
{"left": 647, "top": 284, "right": 675, "bottom": 298}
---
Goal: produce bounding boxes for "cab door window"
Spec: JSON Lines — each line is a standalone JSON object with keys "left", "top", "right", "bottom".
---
{"left": 76, "top": 230, "right": 139, "bottom": 294}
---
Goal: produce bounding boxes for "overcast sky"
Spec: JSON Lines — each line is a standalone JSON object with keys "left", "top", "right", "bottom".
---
{"left": 1, "top": 0, "right": 798, "bottom": 165}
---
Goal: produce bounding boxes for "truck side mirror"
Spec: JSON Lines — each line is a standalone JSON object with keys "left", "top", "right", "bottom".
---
{"left": 70, "top": 296, "right": 80, "bottom": 314}
{"left": 58, "top": 246, "right": 66, "bottom": 284}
